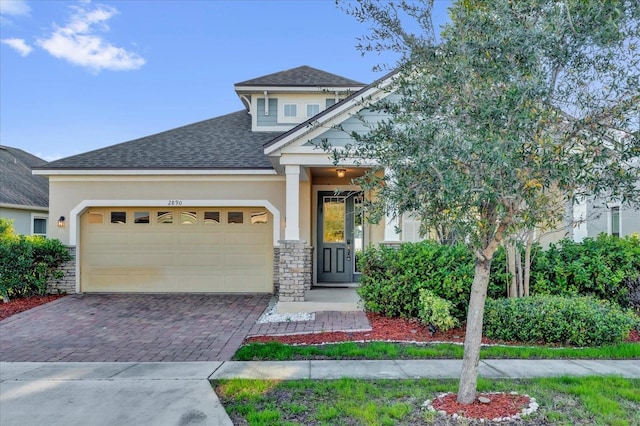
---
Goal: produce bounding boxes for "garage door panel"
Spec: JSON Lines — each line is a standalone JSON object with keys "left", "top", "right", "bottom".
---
{"left": 84, "top": 253, "right": 130, "bottom": 266}
{"left": 178, "top": 232, "right": 222, "bottom": 245}
{"left": 131, "top": 253, "right": 176, "bottom": 266}
{"left": 224, "top": 232, "right": 266, "bottom": 245}
{"left": 224, "top": 274, "right": 269, "bottom": 291}
{"left": 179, "top": 253, "right": 221, "bottom": 267}
{"left": 225, "top": 254, "right": 267, "bottom": 267}
{"left": 81, "top": 207, "right": 273, "bottom": 293}
{"left": 133, "top": 232, "right": 175, "bottom": 245}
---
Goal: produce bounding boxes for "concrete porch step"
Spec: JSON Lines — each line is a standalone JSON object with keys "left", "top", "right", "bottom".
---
{"left": 276, "top": 288, "right": 363, "bottom": 313}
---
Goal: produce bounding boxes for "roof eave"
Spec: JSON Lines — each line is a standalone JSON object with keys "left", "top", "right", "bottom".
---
{"left": 33, "top": 168, "right": 277, "bottom": 176}
{"left": 234, "top": 85, "right": 365, "bottom": 93}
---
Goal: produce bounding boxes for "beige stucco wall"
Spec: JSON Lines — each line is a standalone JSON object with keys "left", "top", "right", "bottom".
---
{"left": 46, "top": 175, "right": 298, "bottom": 245}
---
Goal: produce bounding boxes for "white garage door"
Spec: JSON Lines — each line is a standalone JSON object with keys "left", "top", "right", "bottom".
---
{"left": 80, "top": 207, "right": 273, "bottom": 293}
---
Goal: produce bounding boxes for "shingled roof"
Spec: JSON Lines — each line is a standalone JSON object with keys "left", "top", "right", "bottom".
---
{"left": 37, "top": 111, "right": 282, "bottom": 170}
{"left": 0, "top": 145, "right": 49, "bottom": 208}
{"left": 235, "top": 65, "right": 365, "bottom": 88}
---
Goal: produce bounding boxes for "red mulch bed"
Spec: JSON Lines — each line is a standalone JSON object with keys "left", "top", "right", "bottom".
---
{"left": 0, "top": 295, "right": 65, "bottom": 320}
{"left": 431, "top": 392, "right": 532, "bottom": 421}
{"left": 247, "top": 312, "right": 640, "bottom": 345}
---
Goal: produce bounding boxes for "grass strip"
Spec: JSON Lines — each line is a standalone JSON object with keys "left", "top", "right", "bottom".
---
{"left": 214, "top": 376, "right": 640, "bottom": 426}
{"left": 233, "top": 341, "right": 640, "bottom": 361}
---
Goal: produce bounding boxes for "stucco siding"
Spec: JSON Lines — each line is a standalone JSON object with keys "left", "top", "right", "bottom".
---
{"left": 0, "top": 207, "right": 47, "bottom": 236}
{"left": 47, "top": 176, "right": 292, "bottom": 245}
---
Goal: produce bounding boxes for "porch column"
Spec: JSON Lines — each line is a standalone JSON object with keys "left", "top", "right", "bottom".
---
{"left": 285, "top": 165, "right": 300, "bottom": 240}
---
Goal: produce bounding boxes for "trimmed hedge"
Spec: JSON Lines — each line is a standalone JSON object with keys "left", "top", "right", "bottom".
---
{"left": 0, "top": 219, "right": 71, "bottom": 300}
{"left": 357, "top": 241, "right": 503, "bottom": 320}
{"left": 529, "top": 234, "right": 640, "bottom": 310}
{"left": 484, "top": 295, "right": 638, "bottom": 346}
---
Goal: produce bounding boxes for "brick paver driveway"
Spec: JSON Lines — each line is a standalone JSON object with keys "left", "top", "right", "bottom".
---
{"left": 0, "top": 294, "right": 270, "bottom": 362}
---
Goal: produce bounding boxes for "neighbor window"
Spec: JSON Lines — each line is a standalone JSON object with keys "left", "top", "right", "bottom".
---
{"left": 33, "top": 218, "right": 47, "bottom": 236}
{"left": 134, "top": 211, "right": 150, "bottom": 224}
{"left": 110, "top": 211, "right": 126, "bottom": 224}
{"left": 228, "top": 211, "right": 244, "bottom": 224}
{"left": 611, "top": 206, "right": 620, "bottom": 237}
{"left": 306, "top": 104, "right": 320, "bottom": 117}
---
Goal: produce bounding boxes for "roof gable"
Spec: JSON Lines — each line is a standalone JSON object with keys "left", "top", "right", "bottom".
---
{"left": 0, "top": 145, "right": 49, "bottom": 208}
{"left": 235, "top": 65, "right": 365, "bottom": 88}
{"left": 264, "top": 70, "right": 397, "bottom": 155}
{"left": 37, "top": 111, "right": 282, "bottom": 171}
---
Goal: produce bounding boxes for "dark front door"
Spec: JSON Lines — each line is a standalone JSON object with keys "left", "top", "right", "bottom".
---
{"left": 317, "top": 191, "right": 363, "bottom": 283}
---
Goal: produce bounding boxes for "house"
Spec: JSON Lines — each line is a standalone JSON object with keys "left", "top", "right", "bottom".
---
{"left": 0, "top": 145, "right": 49, "bottom": 236}
{"left": 572, "top": 198, "right": 640, "bottom": 242}
{"left": 33, "top": 66, "right": 401, "bottom": 299}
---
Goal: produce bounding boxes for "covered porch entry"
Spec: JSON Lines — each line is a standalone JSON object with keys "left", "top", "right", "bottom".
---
{"left": 277, "top": 164, "right": 399, "bottom": 308}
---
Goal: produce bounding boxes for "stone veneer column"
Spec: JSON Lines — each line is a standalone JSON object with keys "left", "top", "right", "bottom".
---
{"left": 278, "top": 240, "right": 311, "bottom": 302}
{"left": 48, "top": 246, "right": 76, "bottom": 294}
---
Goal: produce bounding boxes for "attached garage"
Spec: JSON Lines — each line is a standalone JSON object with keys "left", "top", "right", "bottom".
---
{"left": 80, "top": 207, "right": 273, "bottom": 293}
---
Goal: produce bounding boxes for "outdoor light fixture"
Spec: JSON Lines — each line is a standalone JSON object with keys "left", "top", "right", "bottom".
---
{"left": 57, "top": 216, "right": 65, "bottom": 228}
{"left": 336, "top": 168, "right": 346, "bottom": 178}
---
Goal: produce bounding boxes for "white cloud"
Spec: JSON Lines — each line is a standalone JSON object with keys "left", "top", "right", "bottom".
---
{"left": 1, "top": 37, "right": 32, "bottom": 56}
{"left": 0, "top": 0, "right": 31, "bottom": 17}
{"left": 37, "top": 3, "right": 145, "bottom": 72}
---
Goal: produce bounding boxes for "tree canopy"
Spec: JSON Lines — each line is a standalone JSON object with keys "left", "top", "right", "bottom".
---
{"left": 337, "top": 0, "right": 640, "bottom": 403}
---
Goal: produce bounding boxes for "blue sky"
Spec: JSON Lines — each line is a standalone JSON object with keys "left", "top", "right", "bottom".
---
{"left": 1, "top": 0, "right": 452, "bottom": 161}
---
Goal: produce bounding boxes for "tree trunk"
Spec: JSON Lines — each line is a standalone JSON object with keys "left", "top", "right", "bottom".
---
{"left": 457, "top": 257, "right": 493, "bottom": 404}
{"left": 507, "top": 243, "right": 516, "bottom": 297}
{"left": 516, "top": 245, "right": 523, "bottom": 297}
{"left": 524, "top": 231, "right": 533, "bottom": 296}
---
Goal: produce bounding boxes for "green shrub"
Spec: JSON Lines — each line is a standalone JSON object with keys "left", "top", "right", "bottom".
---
{"left": 357, "top": 240, "right": 503, "bottom": 320}
{"left": 0, "top": 219, "right": 71, "bottom": 300}
{"left": 483, "top": 295, "right": 638, "bottom": 346}
{"left": 418, "top": 289, "right": 458, "bottom": 332}
{"left": 529, "top": 234, "right": 640, "bottom": 310}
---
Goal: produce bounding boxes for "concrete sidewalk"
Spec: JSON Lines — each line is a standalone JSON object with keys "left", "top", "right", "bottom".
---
{"left": 2, "top": 360, "right": 639, "bottom": 426}
{"left": 211, "top": 359, "right": 640, "bottom": 380}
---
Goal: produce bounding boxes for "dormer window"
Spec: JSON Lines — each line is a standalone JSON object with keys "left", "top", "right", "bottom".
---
{"left": 284, "top": 104, "right": 297, "bottom": 118}
{"left": 306, "top": 104, "right": 320, "bottom": 118}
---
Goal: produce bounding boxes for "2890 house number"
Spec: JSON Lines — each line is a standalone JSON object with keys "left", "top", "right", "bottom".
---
{"left": 167, "top": 200, "right": 183, "bottom": 206}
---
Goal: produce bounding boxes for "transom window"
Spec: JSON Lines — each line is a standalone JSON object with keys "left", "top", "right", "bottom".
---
{"left": 204, "top": 211, "right": 220, "bottom": 224}
{"left": 111, "top": 211, "right": 126, "bottom": 224}
{"left": 134, "top": 211, "right": 150, "bottom": 224}
{"left": 228, "top": 211, "right": 244, "bottom": 224}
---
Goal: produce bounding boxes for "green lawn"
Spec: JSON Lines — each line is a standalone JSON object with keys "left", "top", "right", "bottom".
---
{"left": 214, "top": 376, "right": 640, "bottom": 425}
{"left": 234, "top": 341, "right": 640, "bottom": 361}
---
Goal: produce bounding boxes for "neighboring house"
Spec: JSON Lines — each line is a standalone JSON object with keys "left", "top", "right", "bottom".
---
{"left": 34, "top": 66, "right": 400, "bottom": 299}
{"left": 572, "top": 198, "right": 640, "bottom": 242}
{"left": 0, "top": 145, "right": 49, "bottom": 236}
